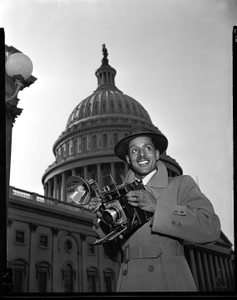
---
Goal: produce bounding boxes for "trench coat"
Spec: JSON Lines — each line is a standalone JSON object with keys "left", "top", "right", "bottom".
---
{"left": 94, "top": 160, "right": 221, "bottom": 292}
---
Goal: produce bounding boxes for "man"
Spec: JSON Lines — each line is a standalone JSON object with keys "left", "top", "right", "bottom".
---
{"left": 89, "top": 125, "right": 221, "bottom": 292}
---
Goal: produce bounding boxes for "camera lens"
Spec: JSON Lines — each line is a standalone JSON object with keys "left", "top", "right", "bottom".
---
{"left": 102, "top": 208, "right": 120, "bottom": 225}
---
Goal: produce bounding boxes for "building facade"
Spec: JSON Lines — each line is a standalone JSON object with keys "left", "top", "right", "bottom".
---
{"left": 6, "top": 46, "right": 235, "bottom": 293}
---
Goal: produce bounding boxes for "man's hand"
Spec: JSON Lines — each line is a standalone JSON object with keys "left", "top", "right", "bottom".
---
{"left": 88, "top": 197, "right": 102, "bottom": 217}
{"left": 126, "top": 189, "right": 156, "bottom": 213}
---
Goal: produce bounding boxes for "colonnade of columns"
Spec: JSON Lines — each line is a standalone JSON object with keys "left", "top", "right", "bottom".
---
{"left": 44, "top": 162, "right": 129, "bottom": 202}
{"left": 184, "top": 244, "right": 235, "bottom": 291}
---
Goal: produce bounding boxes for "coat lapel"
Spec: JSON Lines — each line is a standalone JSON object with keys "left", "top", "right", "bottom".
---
{"left": 125, "top": 160, "right": 169, "bottom": 198}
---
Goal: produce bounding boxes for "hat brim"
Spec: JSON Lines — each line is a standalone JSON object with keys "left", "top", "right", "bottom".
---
{"left": 114, "top": 131, "right": 168, "bottom": 161}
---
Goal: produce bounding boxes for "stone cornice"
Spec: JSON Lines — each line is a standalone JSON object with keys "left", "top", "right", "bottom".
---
{"left": 9, "top": 199, "right": 94, "bottom": 227}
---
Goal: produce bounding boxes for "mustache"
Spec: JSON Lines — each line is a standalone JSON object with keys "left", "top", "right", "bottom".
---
{"left": 137, "top": 156, "right": 149, "bottom": 161}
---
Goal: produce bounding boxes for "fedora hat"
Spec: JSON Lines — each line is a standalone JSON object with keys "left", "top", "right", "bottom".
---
{"left": 114, "top": 124, "right": 168, "bottom": 161}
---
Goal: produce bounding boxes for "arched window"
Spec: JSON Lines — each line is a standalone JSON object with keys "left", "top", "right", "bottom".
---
{"left": 74, "top": 139, "right": 78, "bottom": 154}
{"left": 35, "top": 261, "right": 51, "bottom": 293}
{"left": 78, "top": 137, "right": 81, "bottom": 153}
{"left": 114, "top": 133, "right": 118, "bottom": 146}
{"left": 92, "top": 135, "right": 97, "bottom": 150}
{"left": 68, "top": 140, "right": 73, "bottom": 156}
{"left": 87, "top": 267, "right": 99, "bottom": 292}
{"left": 83, "top": 137, "right": 87, "bottom": 152}
{"left": 62, "top": 263, "right": 74, "bottom": 293}
{"left": 103, "top": 134, "right": 108, "bottom": 148}
{"left": 103, "top": 268, "right": 115, "bottom": 292}
{"left": 62, "top": 144, "right": 66, "bottom": 158}
{"left": 12, "top": 258, "right": 28, "bottom": 293}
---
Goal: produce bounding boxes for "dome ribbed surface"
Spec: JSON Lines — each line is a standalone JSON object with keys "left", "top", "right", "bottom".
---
{"left": 66, "top": 90, "right": 152, "bottom": 129}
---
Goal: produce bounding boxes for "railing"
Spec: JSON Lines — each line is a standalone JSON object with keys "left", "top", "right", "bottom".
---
{"left": 9, "top": 186, "right": 83, "bottom": 214}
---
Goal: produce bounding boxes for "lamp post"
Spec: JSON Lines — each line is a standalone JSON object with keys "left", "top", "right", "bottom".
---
{"left": 2, "top": 45, "right": 36, "bottom": 291}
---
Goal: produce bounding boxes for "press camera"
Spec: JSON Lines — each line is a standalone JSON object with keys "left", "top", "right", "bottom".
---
{"left": 66, "top": 174, "right": 153, "bottom": 245}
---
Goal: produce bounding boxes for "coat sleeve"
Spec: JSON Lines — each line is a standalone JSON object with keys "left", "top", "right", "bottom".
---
{"left": 151, "top": 175, "right": 221, "bottom": 244}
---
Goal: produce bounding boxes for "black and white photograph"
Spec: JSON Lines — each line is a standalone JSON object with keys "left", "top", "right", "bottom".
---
{"left": 1, "top": 0, "right": 235, "bottom": 296}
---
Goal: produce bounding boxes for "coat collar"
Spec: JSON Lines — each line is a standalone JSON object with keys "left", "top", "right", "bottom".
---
{"left": 125, "top": 160, "right": 168, "bottom": 188}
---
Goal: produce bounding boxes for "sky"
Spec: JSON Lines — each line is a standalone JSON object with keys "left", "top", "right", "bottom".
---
{"left": 1, "top": 0, "right": 235, "bottom": 246}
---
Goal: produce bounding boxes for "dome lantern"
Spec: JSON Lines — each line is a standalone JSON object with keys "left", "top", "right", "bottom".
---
{"left": 95, "top": 44, "right": 117, "bottom": 90}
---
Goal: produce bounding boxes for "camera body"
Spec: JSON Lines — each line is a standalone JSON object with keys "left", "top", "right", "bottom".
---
{"left": 66, "top": 175, "right": 153, "bottom": 245}
{"left": 94, "top": 179, "right": 153, "bottom": 244}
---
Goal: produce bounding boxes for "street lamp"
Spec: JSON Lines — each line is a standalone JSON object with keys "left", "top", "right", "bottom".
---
{"left": 5, "top": 52, "right": 34, "bottom": 102}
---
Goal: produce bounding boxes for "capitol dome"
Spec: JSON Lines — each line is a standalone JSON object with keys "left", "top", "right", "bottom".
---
{"left": 66, "top": 46, "right": 152, "bottom": 131}
{"left": 42, "top": 45, "right": 182, "bottom": 201}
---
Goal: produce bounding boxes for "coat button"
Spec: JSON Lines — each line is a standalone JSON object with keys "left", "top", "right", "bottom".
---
{"left": 123, "top": 269, "right": 128, "bottom": 276}
{"left": 172, "top": 221, "right": 175, "bottom": 225}
{"left": 148, "top": 265, "right": 154, "bottom": 272}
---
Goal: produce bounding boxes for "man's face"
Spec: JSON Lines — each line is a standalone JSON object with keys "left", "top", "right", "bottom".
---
{"left": 126, "top": 136, "right": 160, "bottom": 178}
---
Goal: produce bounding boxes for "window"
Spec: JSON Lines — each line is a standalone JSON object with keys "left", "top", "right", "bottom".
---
{"left": 87, "top": 267, "right": 98, "bottom": 292}
{"left": 104, "top": 269, "right": 115, "bottom": 292}
{"left": 36, "top": 261, "right": 51, "bottom": 293}
{"left": 92, "top": 135, "right": 97, "bottom": 150}
{"left": 105, "top": 276, "right": 112, "bottom": 292}
{"left": 69, "top": 140, "right": 73, "bottom": 156}
{"left": 63, "top": 264, "right": 74, "bottom": 293}
{"left": 114, "top": 133, "right": 118, "bottom": 146}
{"left": 15, "top": 230, "right": 25, "bottom": 245}
{"left": 39, "top": 234, "right": 48, "bottom": 248}
{"left": 88, "top": 243, "right": 95, "bottom": 255}
{"left": 95, "top": 100, "right": 99, "bottom": 112}
{"left": 78, "top": 137, "right": 81, "bottom": 153}
{"left": 74, "top": 139, "right": 78, "bottom": 154}
{"left": 63, "top": 143, "right": 66, "bottom": 157}
{"left": 13, "top": 269, "right": 24, "bottom": 292}
{"left": 58, "top": 147, "right": 61, "bottom": 159}
{"left": 103, "top": 134, "right": 108, "bottom": 148}
{"left": 83, "top": 137, "right": 87, "bottom": 152}
{"left": 12, "top": 259, "right": 28, "bottom": 293}
{"left": 65, "top": 240, "right": 72, "bottom": 252}
{"left": 38, "top": 271, "right": 47, "bottom": 293}
{"left": 88, "top": 274, "right": 96, "bottom": 292}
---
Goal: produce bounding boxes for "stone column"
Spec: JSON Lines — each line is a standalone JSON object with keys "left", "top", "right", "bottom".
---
{"left": 202, "top": 250, "right": 212, "bottom": 291}
{"left": 51, "top": 227, "right": 59, "bottom": 292}
{"left": 53, "top": 176, "right": 58, "bottom": 199}
{"left": 213, "top": 253, "right": 223, "bottom": 289}
{"left": 61, "top": 172, "right": 66, "bottom": 202}
{"left": 228, "top": 257, "right": 234, "bottom": 288}
{"left": 188, "top": 245, "right": 199, "bottom": 291}
{"left": 207, "top": 251, "right": 216, "bottom": 290}
{"left": 219, "top": 256, "right": 227, "bottom": 289}
{"left": 44, "top": 182, "right": 48, "bottom": 197}
{"left": 196, "top": 248, "right": 205, "bottom": 291}
{"left": 28, "top": 223, "right": 38, "bottom": 292}
{"left": 96, "top": 163, "right": 102, "bottom": 188}
{"left": 48, "top": 179, "right": 52, "bottom": 198}
{"left": 80, "top": 233, "right": 87, "bottom": 292}
{"left": 223, "top": 256, "right": 232, "bottom": 290}
{"left": 111, "top": 162, "right": 116, "bottom": 182}
{"left": 83, "top": 166, "right": 88, "bottom": 180}
{"left": 72, "top": 168, "right": 76, "bottom": 176}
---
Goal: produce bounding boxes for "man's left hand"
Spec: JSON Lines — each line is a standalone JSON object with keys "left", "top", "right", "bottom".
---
{"left": 126, "top": 190, "right": 156, "bottom": 213}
